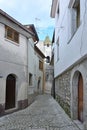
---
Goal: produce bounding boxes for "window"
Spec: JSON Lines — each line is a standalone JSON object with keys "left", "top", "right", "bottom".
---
{"left": 73, "top": 0, "right": 80, "bottom": 29}
{"left": 76, "top": 2, "right": 80, "bottom": 28}
{"left": 69, "top": 0, "right": 80, "bottom": 35}
{"left": 56, "top": 2, "right": 60, "bottom": 21}
{"left": 5, "top": 26, "right": 19, "bottom": 43}
{"left": 39, "top": 60, "right": 43, "bottom": 70}
{"left": 29, "top": 73, "right": 32, "bottom": 85}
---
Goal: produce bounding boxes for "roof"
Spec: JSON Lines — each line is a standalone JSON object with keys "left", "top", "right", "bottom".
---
{"left": 25, "top": 24, "right": 39, "bottom": 42}
{"left": 0, "top": 9, "right": 34, "bottom": 37}
{"left": 34, "top": 45, "right": 45, "bottom": 59}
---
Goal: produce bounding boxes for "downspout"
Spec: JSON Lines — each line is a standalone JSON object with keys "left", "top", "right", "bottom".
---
{"left": 53, "top": 70, "right": 55, "bottom": 99}
{"left": 42, "top": 59, "right": 45, "bottom": 94}
{"left": 26, "top": 37, "right": 29, "bottom": 105}
{"left": 34, "top": 42, "right": 38, "bottom": 94}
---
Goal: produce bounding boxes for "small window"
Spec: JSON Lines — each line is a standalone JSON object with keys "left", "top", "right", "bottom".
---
{"left": 57, "top": 3, "right": 59, "bottom": 15}
{"left": 76, "top": 2, "right": 80, "bottom": 28}
{"left": 72, "top": 0, "right": 80, "bottom": 29}
{"left": 7, "top": 27, "right": 13, "bottom": 39}
{"left": 14, "top": 31, "right": 19, "bottom": 43}
{"left": 57, "top": 1, "right": 60, "bottom": 19}
{"left": 5, "top": 26, "right": 19, "bottom": 44}
{"left": 29, "top": 73, "right": 32, "bottom": 86}
{"left": 69, "top": 0, "right": 80, "bottom": 35}
{"left": 39, "top": 60, "right": 43, "bottom": 70}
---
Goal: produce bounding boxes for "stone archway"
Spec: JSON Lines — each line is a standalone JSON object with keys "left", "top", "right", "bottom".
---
{"left": 72, "top": 71, "right": 83, "bottom": 122}
{"left": 5, "top": 74, "right": 16, "bottom": 110}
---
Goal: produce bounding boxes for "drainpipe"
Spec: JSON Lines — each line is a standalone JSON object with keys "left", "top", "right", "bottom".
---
{"left": 52, "top": 70, "right": 55, "bottom": 99}
{"left": 42, "top": 59, "right": 45, "bottom": 94}
{"left": 26, "top": 37, "right": 29, "bottom": 105}
{"left": 53, "top": 75, "right": 55, "bottom": 99}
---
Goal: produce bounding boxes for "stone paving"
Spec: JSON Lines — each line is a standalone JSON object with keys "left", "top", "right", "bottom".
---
{"left": 0, "top": 94, "right": 84, "bottom": 130}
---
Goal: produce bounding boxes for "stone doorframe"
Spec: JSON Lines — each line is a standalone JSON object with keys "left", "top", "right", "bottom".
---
{"left": 70, "top": 67, "right": 84, "bottom": 121}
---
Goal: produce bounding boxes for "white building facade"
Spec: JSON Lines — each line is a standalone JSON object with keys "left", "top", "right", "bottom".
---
{"left": 25, "top": 24, "right": 45, "bottom": 104}
{"left": 51, "top": 0, "right": 87, "bottom": 123}
{"left": 27, "top": 39, "right": 45, "bottom": 104}
{"left": 0, "top": 9, "right": 34, "bottom": 115}
{"left": 36, "top": 40, "right": 54, "bottom": 94}
{"left": 34, "top": 45, "right": 45, "bottom": 94}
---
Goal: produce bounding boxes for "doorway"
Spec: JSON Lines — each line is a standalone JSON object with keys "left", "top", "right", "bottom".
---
{"left": 5, "top": 74, "right": 16, "bottom": 110}
{"left": 72, "top": 71, "right": 83, "bottom": 122}
{"left": 78, "top": 73, "right": 83, "bottom": 122}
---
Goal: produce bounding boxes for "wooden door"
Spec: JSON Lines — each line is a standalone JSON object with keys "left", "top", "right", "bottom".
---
{"left": 78, "top": 73, "right": 83, "bottom": 122}
{"left": 5, "top": 74, "right": 16, "bottom": 110}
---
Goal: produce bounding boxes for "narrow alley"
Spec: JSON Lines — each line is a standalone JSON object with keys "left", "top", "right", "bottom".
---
{"left": 0, "top": 94, "right": 84, "bottom": 130}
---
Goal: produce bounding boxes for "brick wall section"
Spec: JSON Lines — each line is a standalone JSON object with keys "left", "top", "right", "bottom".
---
{"left": 55, "top": 70, "right": 71, "bottom": 117}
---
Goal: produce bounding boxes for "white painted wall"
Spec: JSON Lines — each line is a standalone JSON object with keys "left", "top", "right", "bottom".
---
{"left": 53, "top": 0, "right": 87, "bottom": 77}
{"left": 0, "top": 23, "right": 28, "bottom": 105}
{"left": 34, "top": 52, "right": 43, "bottom": 93}
{"left": 28, "top": 40, "right": 44, "bottom": 94}
{"left": 28, "top": 38, "right": 35, "bottom": 94}
{"left": 0, "top": 23, "right": 27, "bottom": 66}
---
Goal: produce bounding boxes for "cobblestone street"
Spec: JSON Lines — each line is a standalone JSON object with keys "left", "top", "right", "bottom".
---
{"left": 0, "top": 94, "right": 84, "bottom": 130}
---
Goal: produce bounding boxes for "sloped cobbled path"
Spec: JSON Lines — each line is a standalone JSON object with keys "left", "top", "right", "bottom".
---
{"left": 0, "top": 94, "right": 83, "bottom": 130}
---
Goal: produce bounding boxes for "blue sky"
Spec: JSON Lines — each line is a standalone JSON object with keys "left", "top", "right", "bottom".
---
{"left": 0, "top": 0, "right": 54, "bottom": 41}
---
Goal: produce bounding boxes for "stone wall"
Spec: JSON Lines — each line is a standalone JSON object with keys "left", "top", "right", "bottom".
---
{"left": 55, "top": 70, "right": 71, "bottom": 117}
{"left": 28, "top": 93, "right": 38, "bottom": 106}
{"left": 55, "top": 58, "right": 87, "bottom": 121}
